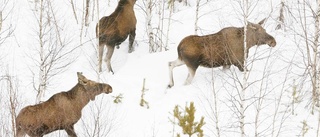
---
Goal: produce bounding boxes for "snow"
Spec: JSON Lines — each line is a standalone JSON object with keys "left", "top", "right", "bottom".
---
{"left": 0, "top": 0, "right": 319, "bottom": 137}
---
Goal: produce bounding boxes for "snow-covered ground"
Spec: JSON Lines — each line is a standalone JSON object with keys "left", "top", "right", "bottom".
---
{"left": 0, "top": 0, "right": 318, "bottom": 136}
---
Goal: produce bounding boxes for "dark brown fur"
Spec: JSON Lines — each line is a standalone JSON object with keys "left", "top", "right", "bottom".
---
{"left": 96, "top": 0, "right": 137, "bottom": 74}
{"left": 16, "top": 72, "right": 113, "bottom": 137}
{"left": 168, "top": 19, "right": 276, "bottom": 88}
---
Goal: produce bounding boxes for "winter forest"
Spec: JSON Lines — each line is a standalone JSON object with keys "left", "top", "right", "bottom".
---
{"left": 0, "top": 0, "right": 320, "bottom": 136}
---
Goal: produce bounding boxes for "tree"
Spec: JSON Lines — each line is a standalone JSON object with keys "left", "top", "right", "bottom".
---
{"left": 146, "top": 0, "right": 156, "bottom": 52}
{"left": 28, "top": 0, "right": 77, "bottom": 103}
{"left": 172, "top": 102, "right": 205, "bottom": 137}
{"left": 0, "top": 0, "right": 14, "bottom": 47}
{"left": 276, "top": 0, "right": 285, "bottom": 30}
{"left": 141, "top": 0, "right": 168, "bottom": 53}
{"left": 195, "top": 0, "right": 200, "bottom": 34}
{"left": 315, "top": 0, "right": 320, "bottom": 135}
{"left": 240, "top": 0, "right": 249, "bottom": 136}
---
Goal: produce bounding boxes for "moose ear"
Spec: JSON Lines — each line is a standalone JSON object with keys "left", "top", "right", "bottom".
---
{"left": 77, "top": 72, "right": 88, "bottom": 85}
{"left": 248, "top": 22, "right": 257, "bottom": 30}
{"left": 258, "top": 18, "right": 266, "bottom": 25}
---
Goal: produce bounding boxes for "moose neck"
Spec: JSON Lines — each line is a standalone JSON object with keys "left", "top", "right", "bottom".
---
{"left": 239, "top": 27, "right": 256, "bottom": 49}
{"left": 67, "top": 84, "right": 92, "bottom": 110}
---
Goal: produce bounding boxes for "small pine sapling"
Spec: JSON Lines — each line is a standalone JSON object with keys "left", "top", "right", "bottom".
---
{"left": 173, "top": 102, "right": 205, "bottom": 137}
{"left": 112, "top": 93, "right": 123, "bottom": 104}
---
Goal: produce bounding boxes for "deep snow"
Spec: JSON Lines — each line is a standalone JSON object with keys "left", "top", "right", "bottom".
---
{"left": 0, "top": 0, "right": 319, "bottom": 137}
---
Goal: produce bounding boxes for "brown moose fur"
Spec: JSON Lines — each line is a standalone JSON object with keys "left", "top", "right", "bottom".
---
{"left": 168, "top": 19, "right": 277, "bottom": 88}
{"left": 96, "top": 0, "right": 137, "bottom": 74}
{"left": 16, "top": 72, "right": 113, "bottom": 137}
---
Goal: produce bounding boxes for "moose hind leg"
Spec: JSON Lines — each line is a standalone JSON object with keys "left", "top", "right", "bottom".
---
{"left": 168, "top": 59, "right": 185, "bottom": 88}
{"left": 128, "top": 29, "right": 136, "bottom": 53}
{"left": 233, "top": 59, "right": 245, "bottom": 72}
{"left": 105, "top": 46, "right": 115, "bottom": 74}
{"left": 16, "top": 126, "right": 26, "bottom": 137}
{"left": 184, "top": 65, "right": 197, "bottom": 85}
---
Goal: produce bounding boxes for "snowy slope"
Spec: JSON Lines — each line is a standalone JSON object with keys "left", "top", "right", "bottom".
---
{"left": 0, "top": 0, "right": 318, "bottom": 137}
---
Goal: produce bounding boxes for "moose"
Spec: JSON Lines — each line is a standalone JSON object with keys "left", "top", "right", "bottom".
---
{"left": 96, "top": 0, "right": 137, "bottom": 74}
{"left": 168, "top": 19, "right": 276, "bottom": 88}
{"left": 16, "top": 72, "right": 113, "bottom": 137}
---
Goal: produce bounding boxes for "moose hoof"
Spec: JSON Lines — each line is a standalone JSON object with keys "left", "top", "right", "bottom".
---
{"left": 108, "top": 69, "right": 114, "bottom": 75}
{"left": 128, "top": 48, "right": 134, "bottom": 53}
{"left": 167, "top": 84, "right": 173, "bottom": 89}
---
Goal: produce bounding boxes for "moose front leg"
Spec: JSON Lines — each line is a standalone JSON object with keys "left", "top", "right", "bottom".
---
{"left": 105, "top": 46, "right": 115, "bottom": 74}
{"left": 65, "top": 125, "right": 77, "bottom": 137}
{"left": 128, "top": 29, "right": 136, "bottom": 53}
{"left": 98, "top": 45, "right": 104, "bottom": 72}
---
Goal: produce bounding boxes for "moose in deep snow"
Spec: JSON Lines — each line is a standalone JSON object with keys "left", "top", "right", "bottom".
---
{"left": 168, "top": 19, "right": 276, "bottom": 88}
{"left": 96, "top": 0, "right": 137, "bottom": 74}
{"left": 16, "top": 72, "right": 113, "bottom": 137}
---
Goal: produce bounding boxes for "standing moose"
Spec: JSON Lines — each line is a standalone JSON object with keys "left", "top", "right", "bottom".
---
{"left": 16, "top": 72, "right": 113, "bottom": 137}
{"left": 168, "top": 19, "right": 276, "bottom": 88}
{"left": 96, "top": 0, "right": 137, "bottom": 74}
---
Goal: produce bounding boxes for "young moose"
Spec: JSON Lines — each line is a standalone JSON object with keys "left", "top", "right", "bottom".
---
{"left": 16, "top": 72, "right": 113, "bottom": 137}
{"left": 168, "top": 19, "right": 276, "bottom": 88}
{"left": 96, "top": 0, "right": 137, "bottom": 74}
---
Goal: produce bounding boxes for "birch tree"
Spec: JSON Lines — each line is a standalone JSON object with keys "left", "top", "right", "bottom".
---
{"left": 315, "top": 0, "right": 320, "bottom": 135}
{"left": 84, "top": 0, "right": 90, "bottom": 26}
{"left": 36, "top": 0, "right": 46, "bottom": 103}
{"left": 142, "top": 0, "right": 167, "bottom": 53}
{"left": 29, "top": 0, "right": 77, "bottom": 103}
{"left": 195, "top": 0, "right": 200, "bottom": 34}
{"left": 290, "top": 0, "right": 320, "bottom": 113}
{"left": 240, "top": 0, "right": 248, "bottom": 136}
{"left": 166, "top": 0, "right": 174, "bottom": 49}
{"left": 276, "top": 0, "right": 285, "bottom": 30}
{"left": 313, "top": 0, "right": 320, "bottom": 112}
{"left": 0, "top": 0, "right": 14, "bottom": 46}
{"left": 146, "top": 0, "right": 156, "bottom": 52}
{"left": 0, "top": 11, "right": 2, "bottom": 32}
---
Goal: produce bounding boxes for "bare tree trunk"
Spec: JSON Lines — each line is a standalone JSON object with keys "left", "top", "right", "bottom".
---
{"left": 313, "top": 0, "right": 320, "bottom": 108}
{"left": 240, "top": 0, "right": 248, "bottom": 136}
{"left": 85, "top": 0, "right": 90, "bottom": 26}
{"left": 31, "top": 0, "right": 76, "bottom": 103}
{"left": 70, "top": 0, "right": 79, "bottom": 24}
{"left": 166, "top": 0, "right": 173, "bottom": 50}
{"left": 157, "top": 0, "right": 164, "bottom": 52}
{"left": 276, "top": 0, "right": 285, "bottom": 30}
{"left": 37, "top": 0, "right": 46, "bottom": 103}
{"left": 91, "top": 0, "right": 95, "bottom": 21}
{"left": 298, "top": 0, "right": 320, "bottom": 114}
{"left": 315, "top": 0, "right": 320, "bottom": 136}
{"left": 195, "top": 0, "right": 200, "bottom": 34}
{"left": 80, "top": 0, "right": 86, "bottom": 44}
{"left": 0, "top": 11, "right": 2, "bottom": 32}
{"left": 34, "top": 0, "right": 39, "bottom": 11}
{"left": 146, "top": 0, "right": 155, "bottom": 53}
{"left": 211, "top": 69, "right": 220, "bottom": 137}
{"left": 6, "top": 75, "right": 18, "bottom": 137}
{"left": 96, "top": 0, "right": 100, "bottom": 79}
